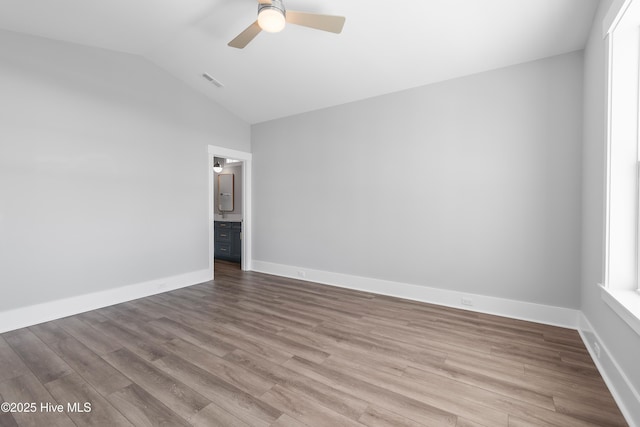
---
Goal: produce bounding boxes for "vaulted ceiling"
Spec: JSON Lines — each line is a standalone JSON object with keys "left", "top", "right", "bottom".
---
{"left": 0, "top": 0, "right": 599, "bottom": 123}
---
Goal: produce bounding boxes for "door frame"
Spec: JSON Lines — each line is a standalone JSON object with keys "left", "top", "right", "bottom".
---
{"left": 208, "top": 145, "right": 252, "bottom": 279}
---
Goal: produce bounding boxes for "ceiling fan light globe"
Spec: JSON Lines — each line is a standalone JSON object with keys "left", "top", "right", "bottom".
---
{"left": 258, "top": 8, "right": 286, "bottom": 33}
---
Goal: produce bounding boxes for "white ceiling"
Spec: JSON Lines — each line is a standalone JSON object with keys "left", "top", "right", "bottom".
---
{"left": 0, "top": 0, "right": 599, "bottom": 124}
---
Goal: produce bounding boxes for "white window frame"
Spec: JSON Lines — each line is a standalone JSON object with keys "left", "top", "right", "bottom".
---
{"left": 637, "top": 160, "right": 640, "bottom": 291}
{"left": 601, "top": 0, "right": 640, "bottom": 336}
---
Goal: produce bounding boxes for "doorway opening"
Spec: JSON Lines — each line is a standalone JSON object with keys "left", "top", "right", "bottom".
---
{"left": 208, "top": 145, "right": 252, "bottom": 280}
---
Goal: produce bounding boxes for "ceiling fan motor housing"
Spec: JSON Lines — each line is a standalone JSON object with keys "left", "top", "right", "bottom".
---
{"left": 257, "top": 0, "right": 287, "bottom": 33}
{"left": 258, "top": 0, "right": 286, "bottom": 19}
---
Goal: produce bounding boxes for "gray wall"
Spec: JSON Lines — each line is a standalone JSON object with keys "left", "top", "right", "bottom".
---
{"left": 581, "top": 0, "right": 640, "bottom": 421}
{"left": 252, "top": 51, "right": 584, "bottom": 308}
{"left": 0, "top": 30, "right": 250, "bottom": 311}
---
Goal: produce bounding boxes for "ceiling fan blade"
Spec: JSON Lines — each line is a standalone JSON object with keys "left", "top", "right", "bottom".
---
{"left": 286, "top": 11, "right": 345, "bottom": 33}
{"left": 228, "top": 21, "right": 262, "bottom": 49}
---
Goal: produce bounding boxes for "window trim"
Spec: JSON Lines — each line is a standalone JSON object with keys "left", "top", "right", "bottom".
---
{"left": 602, "top": 0, "right": 640, "bottom": 335}
{"left": 601, "top": 286, "right": 640, "bottom": 336}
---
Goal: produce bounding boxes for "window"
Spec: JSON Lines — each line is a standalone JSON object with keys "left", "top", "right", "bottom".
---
{"left": 602, "top": 0, "right": 640, "bottom": 335}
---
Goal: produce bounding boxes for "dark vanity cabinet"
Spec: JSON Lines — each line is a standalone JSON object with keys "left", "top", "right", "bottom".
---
{"left": 215, "top": 221, "right": 241, "bottom": 263}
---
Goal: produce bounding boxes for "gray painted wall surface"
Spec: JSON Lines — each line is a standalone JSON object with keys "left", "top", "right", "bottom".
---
{"left": 0, "top": 30, "right": 250, "bottom": 311}
{"left": 580, "top": 0, "right": 640, "bottom": 422}
{"left": 252, "top": 51, "right": 584, "bottom": 308}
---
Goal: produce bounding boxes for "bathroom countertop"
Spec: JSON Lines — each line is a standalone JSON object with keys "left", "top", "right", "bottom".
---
{"left": 214, "top": 214, "right": 242, "bottom": 222}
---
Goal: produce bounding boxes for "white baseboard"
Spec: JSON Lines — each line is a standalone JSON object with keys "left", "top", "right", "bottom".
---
{"left": 578, "top": 314, "right": 640, "bottom": 427}
{"left": 0, "top": 269, "right": 211, "bottom": 334}
{"left": 251, "top": 260, "right": 579, "bottom": 329}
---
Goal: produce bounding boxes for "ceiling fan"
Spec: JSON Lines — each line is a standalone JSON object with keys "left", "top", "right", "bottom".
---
{"left": 228, "top": 0, "right": 345, "bottom": 49}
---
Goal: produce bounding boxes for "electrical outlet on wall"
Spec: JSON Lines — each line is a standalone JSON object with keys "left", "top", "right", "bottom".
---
{"left": 297, "top": 271, "right": 306, "bottom": 278}
{"left": 594, "top": 341, "right": 601, "bottom": 359}
{"left": 461, "top": 296, "right": 473, "bottom": 306}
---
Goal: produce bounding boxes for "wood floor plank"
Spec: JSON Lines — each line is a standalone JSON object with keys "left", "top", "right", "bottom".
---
{"left": 270, "top": 413, "right": 309, "bottom": 427}
{"left": 84, "top": 319, "right": 171, "bottom": 362}
{"left": 106, "top": 313, "right": 177, "bottom": 344}
{"left": 364, "top": 320, "right": 523, "bottom": 370}
{"left": 55, "top": 316, "right": 123, "bottom": 355}
{"left": 406, "top": 321, "right": 496, "bottom": 354}
{"left": 102, "top": 347, "right": 210, "bottom": 421}
{"left": 403, "top": 363, "right": 556, "bottom": 411}
{"left": 456, "top": 417, "right": 494, "bottom": 427}
{"left": 445, "top": 353, "right": 615, "bottom": 410}
{"left": 153, "top": 317, "right": 294, "bottom": 364}
{"left": 0, "top": 336, "right": 30, "bottom": 383}
{"left": 0, "top": 392, "right": 19, "bottom": 427}
{"left": 152, "top": 353, "right": 281, "bottom": 427}
{"left": 44, "top": 372, "right": 132, "bottom": 426}
{"left": 148, "top": 295, "right": 228, "bottom": 325}
{"left": 28, "top": 322, "right": 72, "bottom": 344}
{"left": 506, "top": 413, "right": 600, "bottom": 427}
{"left": 0, "top": 373, "right": 75, "bottom": 427}
{"left": 236, "top": 300, "right": 325, "bottom": 328}
{"left": 508, "top": 414, "right": 554, "bottom": 427}
{"left": 444, "top": 351, "right": 525, "bottom": 378}
{"left": 321, "top": 355, "right": 508, "bottom": 426}
{"left": 492, "top": 344, "right": 599, "bottom": 378}
{"left": 149, "top": 317, "right": 235, "bottom": 358}
{"left": 100, "top": 303, "right": 159, "bottom": 325}
{"left": 223, "top": 349, "right": 369, "bottom": 421}
{"left": 221, "top": 321, "right": 330, "bottom": 363}
{"left": 126, "top": 299, "right": 180, "bottom": 321}
{"left": 279, "top": 296, "right": 363, "bottom": 321}
{"left": 188, "top": 402, "right": 253, "bottom": 427}
{"left": 30, "top": 322, "right": 131, "bottom": 396}
{"left": 553, "top": 396, "right": 628, "bottom": 426}
{"left": 398, "top": 360, "right": 602, "bottom": 427}
{"left": 0, "top": 260, "right": 627, "bottom": 427}
{"left": 162, "top": 338, "right": 275, "bottom": 396}
{"left": 523, "top": 362, "right": 606, "bottom": 387}
{"left": 106, "top": 383, "right": 192, "bottom": 427}
{"left": 542, "top": 330, "right": 586, "bottom": 349}
{"left": 358, "top": 405, "right": 428, "bottom": 427}
{"left": 233, "top": 317, "right": 285, "bottom": 335}
{"left": 3, "top": 329, "right": 73, "bottom": 384}
{"left": 282, "top": 356, "right": 458, "bottom": 426}
{"left": 75, "top": 310, "right": 110, "bottom": 325}
{"left": 261, "top": 384, "right": 364, "bottom": 427}
{"left": 313, "top": 321, "right": 446, "bottom": 368}
{"left": 277, "top": 324, "right": 409, "bottom": 376}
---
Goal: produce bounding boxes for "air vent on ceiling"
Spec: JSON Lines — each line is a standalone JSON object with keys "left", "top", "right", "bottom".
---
{"left": 202, "top": 73, "right": 224, "bottom": 88}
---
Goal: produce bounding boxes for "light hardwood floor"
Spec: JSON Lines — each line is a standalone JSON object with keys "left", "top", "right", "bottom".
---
{"left": 0, "top": 260, "right": 627, "bottom": 426}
